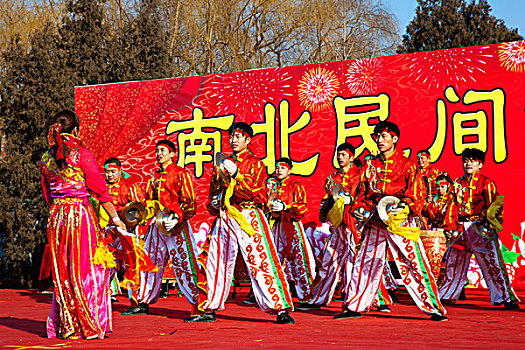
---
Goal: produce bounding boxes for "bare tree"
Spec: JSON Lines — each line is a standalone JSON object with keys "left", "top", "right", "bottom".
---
{"left": 162, "top": 0, "right": 399, "bottom": 75}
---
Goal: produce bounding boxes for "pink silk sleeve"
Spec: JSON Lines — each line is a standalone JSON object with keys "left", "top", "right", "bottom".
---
{"left": 39, "top": 160, "right": 52, "bottom": 206}
{"left": 79, "top": 148, "right": 112, "bottom": 203}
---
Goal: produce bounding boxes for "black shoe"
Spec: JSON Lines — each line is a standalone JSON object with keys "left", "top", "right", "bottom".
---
{"left": 332, "top": 296, "right": 344, "bottom": 302}
{"left": 122, "top": 304, "right": 149, "bottom": 315}
{"left": 242, "top": 296, "right": 257, "bottom": 305}
{"left": 111, "top": 296, "right": 119, "bottom": 303}
{"left": 184, "top": 312, "right": 216, "bottom": 323}
{"left": 334, "top": 310, "right": 362, "bottom": 320}
{"left": 377, "top": 305, "right": 391, "bottom": 313}
{"left": 430, "top": 313, "right": 448, "bottom": 321}
{"left": 504, "top": 301, "right": 520, "bottom": 310}
{"left": 276, "top": 311, "right": 295, "bottom": 324}
{"left": 441, "top": 299, "right": 455, "bottom": 306}
{"left": 295, "top": 303, "right": 321, "bottom": 311}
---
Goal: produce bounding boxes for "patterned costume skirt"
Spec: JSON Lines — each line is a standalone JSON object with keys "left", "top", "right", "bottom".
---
{"left": 46, "top": 197, "right": 112, "bottom": 339}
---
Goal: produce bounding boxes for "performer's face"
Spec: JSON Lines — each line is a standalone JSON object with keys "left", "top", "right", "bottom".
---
{"left": 437, "top": 183, "right": 449, "bottom": 196}
{"left": 156, "top": 145, "right": 174, "bottom": 167}
{"left": 337, "top": 150, "right": 354, "bottom": 169}
{"left": 229, "top": 131, "right": 250, "bottom": 153}
{"left": 374, "top": 131, "right": 397, "bottom": 154}
{"left": 462, "top": 157, "right": 482, "bottom": 175}
{"left": 275, "top": 163, "right": 291, "bottom": 180}
{"left": 417, "top": 154, "right": 430, "bottom": 168}
{"left": 104, "top": 167, "right": 121, "bottom": 184}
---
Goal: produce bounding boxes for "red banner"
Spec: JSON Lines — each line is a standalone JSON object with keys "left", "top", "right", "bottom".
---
{"left": 75, "top": 41, "right": 525, "bottom": 287}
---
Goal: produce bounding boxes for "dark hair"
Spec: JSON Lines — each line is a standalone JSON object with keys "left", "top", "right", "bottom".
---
{"left": 228, "top": 122, "right": 253, "bottom": 138}
{"left": 461, "top": 148, "right": 485, "bottom": 163}
{"left": 276, "top": 157, "right": 293, "bottom": 169}
{"left": 104, "top": 157, "right": 122, "bottom": 167}
{"left": 51, "top": 109, "right": 80, "bottom": 170}
{"left": 373, "top": 121, "right": 400, "bottom": 138}
{"left": 417, "top": 150, "right": 430, "bottom": 157}
{"left": 336, "top": 142, "right": 355, "bottom": 156}
{"left": 156, "top": 139, "right": 177, "bottom": 153}
{"left": 52, "top": 109, "right": 80, "bottom": 134}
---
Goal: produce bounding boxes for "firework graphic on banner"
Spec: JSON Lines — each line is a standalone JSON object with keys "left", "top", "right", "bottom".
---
{"left": 406, "top": 46, "right": 492, "bottom": 88}
{"left": 202, "top": 68, "right": 293, "bottom": 120}
{"left": 345, "top": 58, "right": 385, "bottom": 95}
{"left": 498, "top": 41, "right": 525, "bottom": 73}
{"left": 298, "top": 66, "right": 340, "bottom": 112}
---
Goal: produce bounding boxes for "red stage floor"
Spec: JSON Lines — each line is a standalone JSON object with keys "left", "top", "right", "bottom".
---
{"left": 0, "top": 287, "right": 524, "bottom": 349}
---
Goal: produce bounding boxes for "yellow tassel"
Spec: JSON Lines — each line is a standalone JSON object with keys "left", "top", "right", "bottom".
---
{"left": 98, "top": 205, "right": 110, "bottom": 228}
{"left": 92, "top": 241, "right": 117, "bottom": 268}
{"left": 486, "top": 195, "right": 504, "bottom": 231}
{"left": 327, "top": 196, "right": 346, "bottom": 229}
{"left": 386, "top": 206, "right": 420, "bottom": 242}
{"left": 224, "top": 177, "right": 256, "bottom": 236}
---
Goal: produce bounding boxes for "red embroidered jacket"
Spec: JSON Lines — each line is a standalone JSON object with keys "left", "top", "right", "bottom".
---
{"left": 319, "top": 164, "right": 362, "bottom": 227}
{"left": 418, "top": 164, "right": 441, "bottom": 196}
{"left": 453, "top": 172, "right": 502, "bottom": 223}
{"left": 355, "top": 148, "right": 424, "bottom": 215}
{"left": 107, "top": 177, "right": 144, "bottom": 212}
{"left": 268, "top": 176, "right": 308, "bottom": 222}
{"left": 207, "top": 149, "right": 267, "bottom": 216}
{"left": 146, "top": 162, "right": 196, "bottom": 222}
{"left": 424, "top": 191, "right": 461, "bottom": 230}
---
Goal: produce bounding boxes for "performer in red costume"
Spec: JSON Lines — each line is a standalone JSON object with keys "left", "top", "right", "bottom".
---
{"left": 439, "top": 148, "right": 519, "bottom": 309}
{"left": 298, "top": 143, "right": 361, "bottom": 310}
{"left": 103, "top": 157, "right": 144, "bottom": 214}
{"left": 417, "top": 150, "right": 441, "bottom": 202}
{"left": 103, "top": 157, "right": 152, "bottom": 307}
{"left": 123, "top": 139, "right": 205, "bottom": 320}
{"left": 191, "top": 122, "right": 294, "bottom": 324}
{"left": 268, "top": 157, "right": 316, "bottom": 304}
{"left": 40, "top": 110, "right": 126, "bottom": 339}
{"left": 337, "top": 121, "right": 447, "bottom": 321}
{"left": 424, "top": 173, "right": 459, "bottom": 231}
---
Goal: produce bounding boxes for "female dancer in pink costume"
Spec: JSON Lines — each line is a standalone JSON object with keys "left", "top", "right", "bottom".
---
{"left": 40, "top": 110, "right": 126, "bottom": 339}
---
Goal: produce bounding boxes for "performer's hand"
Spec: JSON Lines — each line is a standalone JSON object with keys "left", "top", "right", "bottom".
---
{"left": 340, "top": 193, "right": 352, "bottom": 205}
{"left": 271, "top": 199, "right": 286, "bottom": 212}
{"left": 164, "top": 214, "right": 179, "bottom": 231}
{"left": 114, "top": 218, "right": 127, "bottom": 231}
{"left": 426, "top": 195, "right": 432, "bottom": 203}
{"left": 353, "top": 207, "right": 365, "bottom": 223}
{"left": 211, "top": 195, "right": 220, "bottom": 210}
{"left": 388, "top": 202, "right": 406, "bottom": 216}
{"left": 222, "top": 159, "right": 238, "bottom": 177}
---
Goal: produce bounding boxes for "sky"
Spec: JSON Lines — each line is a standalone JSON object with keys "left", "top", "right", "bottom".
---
{"left": 387, "top": 0, "right": 525, "bottom": 38}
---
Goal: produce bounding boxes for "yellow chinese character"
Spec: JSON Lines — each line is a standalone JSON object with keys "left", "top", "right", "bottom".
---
{"left": 333, "top": 94, "right": 390, "bottom": 167}
{"left": 165, "top": 107, "right": 234, "bottom": 177}
{"left": 428, "top": 86, "right": 507, "bottom": 163}
{"left": 252, "top": 100, "right": 319, "bottom": 176}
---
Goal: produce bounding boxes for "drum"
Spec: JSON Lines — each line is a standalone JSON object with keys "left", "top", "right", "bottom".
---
{"left": 419, "top": 230, "right": 447, "bottom": 279}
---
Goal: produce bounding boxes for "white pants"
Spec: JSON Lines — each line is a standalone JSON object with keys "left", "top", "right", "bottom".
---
{"left": 344, "top": 221, "right": 446, "bottom": 315}
{"left": 272, "top": 220, "right": 316, "bottom": 302}
{"left": 309, "top": 224, "right": 356, "bottom": 306}
{"left": 138, "top": 219, "right": 201, "bottom": 307}
{"left": 439, "top": 221, "right": 519, "bottom": 304}
{"left": 200, "top": 208, "right": 294, "bottom": 313}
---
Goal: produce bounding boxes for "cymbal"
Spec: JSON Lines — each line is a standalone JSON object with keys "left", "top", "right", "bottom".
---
{"left": 215, "top": 152, "right": 231, "bottom": 183}
{"left": 119, "top": 201, "right": 145, "bottom": 228}
{"left": 156, "top": 208, "right": 175, "bottom": 236}
{"left": 377, "top": 196, "right": 401, "bottom": 224}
